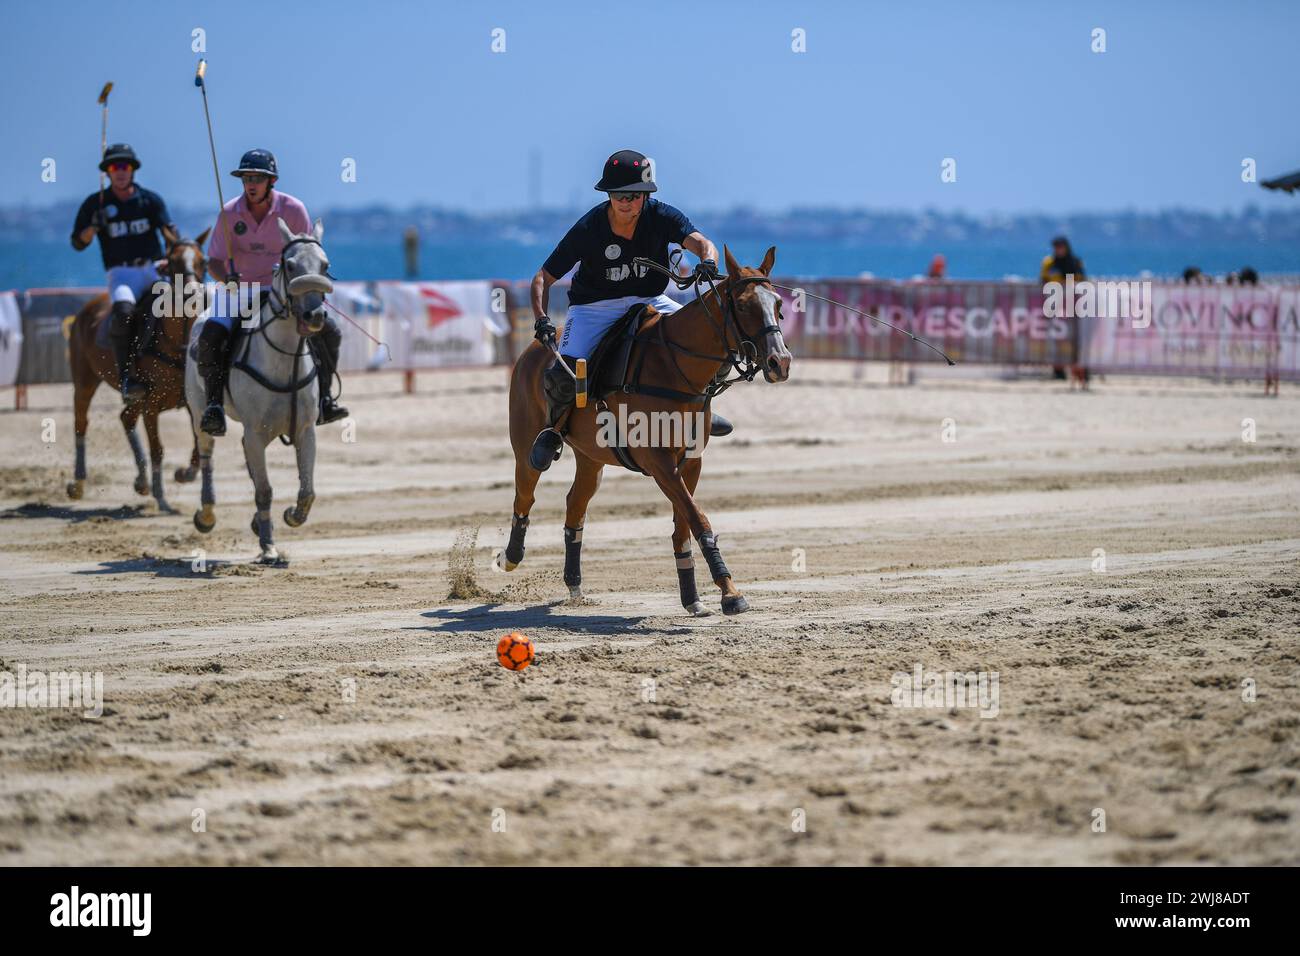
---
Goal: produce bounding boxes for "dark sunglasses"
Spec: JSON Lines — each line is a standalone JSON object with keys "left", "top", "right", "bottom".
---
{"left": 610, "top": 192, "right": 642, "bottom": 203}
{"left": 107, "top": 162, "right": 132, "bottom": 172}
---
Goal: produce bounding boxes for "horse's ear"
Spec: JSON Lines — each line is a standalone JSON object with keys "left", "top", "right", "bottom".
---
{"left": 196, "top": 227, "right": 211, "bottom": 248}
{"left": 312, "top": 218, "right": 324, "bottom": 242}
{"left": 277, "top": 217, "right": 294, "bottom": 242}
{"left": 723, "top": 244, "right": 741, "bottom": 277}
{"left": 759, "top": 246, "right": 776, "bottom": 276}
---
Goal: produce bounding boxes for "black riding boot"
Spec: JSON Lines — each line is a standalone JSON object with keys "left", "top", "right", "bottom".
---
{"left": 109, "top": 300, "right": 146, "bottom": 403}
{"left": 710, "top": 413, "right": 733, "bottom": 437}
{"left": 196, "top": 322, "right": 231, "bottom": 436}
{"left": 529, "top": 356, "right": 576, "bottom": 471}
{"left": 314, "top": 318, "right": 349, "bottom": 425}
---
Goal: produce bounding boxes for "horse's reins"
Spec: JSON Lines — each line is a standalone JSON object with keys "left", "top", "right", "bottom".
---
{"left": 633, "top": 256, "right": 782, "bottom": 399}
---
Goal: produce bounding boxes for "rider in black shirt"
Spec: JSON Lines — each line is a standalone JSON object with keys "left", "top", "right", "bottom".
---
{"left": 70, "top": 144, "right": 178, "bottom": 401}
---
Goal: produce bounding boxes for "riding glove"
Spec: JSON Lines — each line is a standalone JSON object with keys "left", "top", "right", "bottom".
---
{"left": 534, "top": 316, "right": 557, "bottom": 345}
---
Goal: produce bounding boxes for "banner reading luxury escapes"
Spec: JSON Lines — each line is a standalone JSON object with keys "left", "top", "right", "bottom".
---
{"left": 769, "top": 279, "right": 1078, "bottom": 366}
{"left": 1079, "top": 283, "right": 1299, "bottom": 379}
{"left": 6, "top": 279, "right": 1298, "bottom": 386}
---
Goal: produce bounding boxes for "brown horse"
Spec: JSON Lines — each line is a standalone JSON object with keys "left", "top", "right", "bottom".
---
{"left": 65, "top": 230, "right": 210, "bottom": 511}
{"left": 501, "top": 246, "right": 792, "bottom": 615}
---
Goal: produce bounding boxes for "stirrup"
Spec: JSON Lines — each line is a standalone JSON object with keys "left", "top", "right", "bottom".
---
{"left": 529, "top": 428, "right": 564, "bottom": 471}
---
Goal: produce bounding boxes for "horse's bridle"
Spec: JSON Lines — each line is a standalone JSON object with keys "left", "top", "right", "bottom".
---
{"left": 253, "top": 236, "right": 328, "bottom": 357}
{"left": 146, "top": 238, "right": 208, "bottom": 370}
{"left": 633, "top": 255, "right": 783, "bottom": 398}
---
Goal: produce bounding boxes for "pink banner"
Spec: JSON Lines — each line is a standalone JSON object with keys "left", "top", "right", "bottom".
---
{"left": 771, "top": 279, "right": 1077, "bottom": 365}
{"left": 1080, "top": 284, "right": 1298, "bottom": 379}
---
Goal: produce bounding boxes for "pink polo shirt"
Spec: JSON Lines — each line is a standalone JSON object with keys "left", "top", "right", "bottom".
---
{"left": 208, "top": 190, "right": 311, "bottom": 286}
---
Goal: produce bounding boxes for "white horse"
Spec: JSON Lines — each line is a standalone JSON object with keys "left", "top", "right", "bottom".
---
{"left": 185, "top": 218, "right": 333, "bottom": 562}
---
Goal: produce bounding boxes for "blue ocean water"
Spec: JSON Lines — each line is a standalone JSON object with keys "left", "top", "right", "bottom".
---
{"left": 1, "top": 236, "right": 1294, "bottom": 291}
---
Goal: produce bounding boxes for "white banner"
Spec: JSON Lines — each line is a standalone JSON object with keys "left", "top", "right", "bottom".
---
{"left": 378, "top": 281, "right": 498, "bottom": 369}
{"left": 0, "top": 292, "right": 23, "bottom": 388}
{"left": 326, "top": 281, "right": 500, "bottom": 370}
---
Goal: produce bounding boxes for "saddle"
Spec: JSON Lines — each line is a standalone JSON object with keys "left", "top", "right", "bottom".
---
{"left": 186, "top": 289, "right": 272, "bottom": 372}
{"left": 585, "top": 302, "right": 704, "bottom": 406}
{"left": 579, "top": 302, "right": 709, "bottom": 475}
{"left": 94, "top": 292, "right": 163, "bottom": 357}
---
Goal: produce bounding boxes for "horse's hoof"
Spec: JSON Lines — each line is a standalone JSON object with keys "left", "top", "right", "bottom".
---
{"left": 283, "top": 506, "right": 304, "bottom": 528}
{"left": 684, "top": 601, "right": 711, "bottom": 617}
{"left": 133, "top": 475, "right": 149, "bottom": 496}
{"left": 174, "top": 466, "right": 197, "bottom": 483}
{"left": 494, "top": 550, "right": 518, "bottom": 572}
{"left": 193, "top": 508, "right": 215, "bottom": 533}
{"left": 567, "top": 585, "right": 583, "bottom": 602}
{"left": 256, "top": 548, "right": 281, "bottom": 565}
{"left": 721, "top": 595, "right": 750, "bottom": 615}
{"left": 66, "top": 481, "right": 83, "bottom": 500}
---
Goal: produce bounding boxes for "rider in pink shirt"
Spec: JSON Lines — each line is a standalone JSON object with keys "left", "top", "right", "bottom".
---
{"left": 195, "top": 148, "right": 347, "bottom": 435}
{"left": 209, "top": 189, "right": 311, "bottom": 288}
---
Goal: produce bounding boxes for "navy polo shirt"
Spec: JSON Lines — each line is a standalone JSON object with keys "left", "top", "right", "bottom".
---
{"left": 72, "top": 187, "right": 174, "bottom": 269}
{"left": 543, "top": 198, "right": 696, "bottom": 305}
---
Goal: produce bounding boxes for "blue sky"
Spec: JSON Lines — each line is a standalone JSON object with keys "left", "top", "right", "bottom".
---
{"left": 1, "top": 0, "right": 1295, "bottom": 214}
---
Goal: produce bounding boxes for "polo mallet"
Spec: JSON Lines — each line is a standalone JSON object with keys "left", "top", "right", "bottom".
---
{"left": 96, "top": 82, "right": 112, "bottom": 211}
{"left": 194, "top": 59, "right": 236, "bottom": 280}
{"left": 545, "top": 339, "right": 587, "bottom": 409}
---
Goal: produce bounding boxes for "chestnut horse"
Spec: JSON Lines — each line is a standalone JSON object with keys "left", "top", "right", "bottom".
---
{"left": 501, "top": 246, "right": 792, "bottom": 615}
{"left": 65, "top": 230, "right": 210, "bottom": 512}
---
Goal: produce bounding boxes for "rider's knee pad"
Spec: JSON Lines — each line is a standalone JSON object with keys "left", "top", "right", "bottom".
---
{"left": 544, "top": 360, "right": 576, "bottom": 405}
{"left": 317, "top": 315, "right": 342, "bottom": 351}
{"left": 109, "top": 299, "right": 135, "bottom": 339}
{"left": 196, "top": 321, "right": 229, "bottom": 374}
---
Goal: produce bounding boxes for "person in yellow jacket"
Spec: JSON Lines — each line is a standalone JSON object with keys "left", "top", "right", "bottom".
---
{"left": 1042, "top": 236, "right": 1087, "bottom": 382}
{"left": 1041, "top": 235, "right": 1085, "bottom": 283}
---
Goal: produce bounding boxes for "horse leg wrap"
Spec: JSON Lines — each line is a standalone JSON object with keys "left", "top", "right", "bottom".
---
{"left": 74, "top": 436, "right": 87, "bottom": 481}
{"left": 254, "top": 490, "right": 273, "bottom": 549}
{"left": 563, "top": 526, "right": 583, "bottom": 588}
{"left": 126, "top": 428, "right": 147, "bottom": 474}
{"left": 505, "top": 514, "right": 529, "bottom": 566}
{"left": 675, "top": 549, "right": 701, "bottom": 608}
{"left": 200, "top": 456, "right": 215, "bottom": 505}
{"left": 697, "top": 532, "right": 730, "bottom": 583}
{"left": 151, "top": 465, "right": 164, "bottom": 502}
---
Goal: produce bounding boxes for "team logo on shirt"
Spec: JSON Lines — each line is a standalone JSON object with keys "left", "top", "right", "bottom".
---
{"left": 604, "top": 244, "right": 621, "bottom": 260}
{"left": 105, "top": 205, "right": 117, "bottom": 218}
{"left": 233, "top": 221, "right": 247, "bottom": 235}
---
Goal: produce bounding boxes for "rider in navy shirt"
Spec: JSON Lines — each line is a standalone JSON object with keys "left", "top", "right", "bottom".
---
{"left": 70, "top": 143, "right": 178, "bottom": 401}
{"left": 528, "top": 149, "right": 723, "bottom": 471}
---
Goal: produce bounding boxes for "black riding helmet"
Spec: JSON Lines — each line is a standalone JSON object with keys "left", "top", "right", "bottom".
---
{"left": 230, "top": 148, "right": 278, "bottom": 179}
{"left": 594, "top": 149, "right": 657, "bottom": 193}
{"left": 99, "top": 143, "right": 140, "bottom": 171}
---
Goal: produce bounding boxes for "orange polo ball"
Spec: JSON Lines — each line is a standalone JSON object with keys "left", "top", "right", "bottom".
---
{"left": 497, "top": 632, "right": 535, "bottom": 671}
